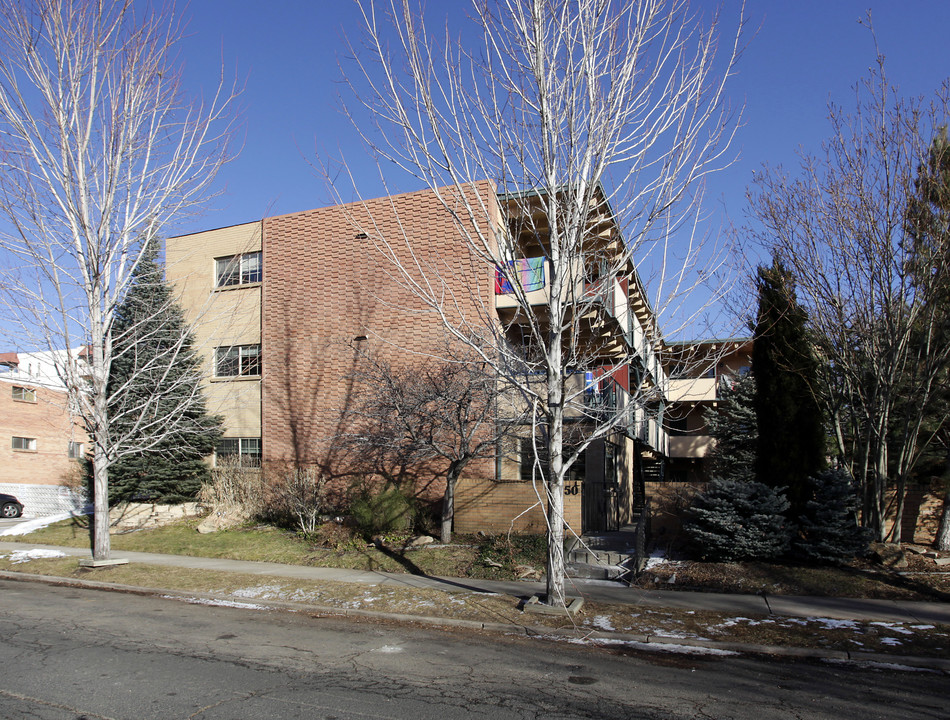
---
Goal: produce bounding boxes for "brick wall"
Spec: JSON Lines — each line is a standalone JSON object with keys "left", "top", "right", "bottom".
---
{"left": 0, "top": 381, "right": 85, "bottom": 489}
{"left": 454, "top": 475, "right": 582, "bottom": 535}
{"left": 261, "top": 183, "right": 498, "bottom": 476}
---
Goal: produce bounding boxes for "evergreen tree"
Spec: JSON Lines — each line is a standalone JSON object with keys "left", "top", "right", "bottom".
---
{"left": 753, "top": 258, "right": 826, "bottom": 517}
{"left": 906, "top": 126, "right": 950, "bottom": 549}
{"left": 99, "top": 241, "right": 222, "bottom": 504}
{"left": 704, "top": 371, "right": 757, "bottom": 483}
{"left": 684, "top": 478, "right": 790, "bottom": 561}
{"left": 793, "top": 469, "right": 870, "bottom": 563}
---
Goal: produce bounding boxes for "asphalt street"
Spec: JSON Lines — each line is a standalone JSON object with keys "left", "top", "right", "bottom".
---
{"left": 1, "top": 579, "right": 947, "bottom": 720}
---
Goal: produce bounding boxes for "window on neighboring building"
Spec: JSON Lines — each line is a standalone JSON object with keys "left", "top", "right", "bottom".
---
{"left": 68, "top": 441, "right": 83, "bottom": 459}
{"left": 215, "top": 251, "right": 262, "bottom": 287}
{"left": 12, "top": 436, "right": 36, "bottom": 451}
{"left": 11, "top": 386, "right": 36, "bottom": 403}
{"left": 216, "top": 437, "right": 261, "bottom": 467}
{"left": 214, "top": 344, "right": 261, "bottom": 377}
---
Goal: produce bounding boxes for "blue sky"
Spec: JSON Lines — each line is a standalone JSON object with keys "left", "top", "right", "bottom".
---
{"left": 177, "top": 1, "right": 950, "bottom": 240}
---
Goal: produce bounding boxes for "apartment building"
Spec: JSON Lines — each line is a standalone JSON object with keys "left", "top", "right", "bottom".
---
{"left": 665, "top": 338, "right": 753, "bottom": 484}
{"left": 0, "top": 349, "right": 87, "bottom": 515}
{"left": 167, "top": 182, "right": 722, "bottom": 536}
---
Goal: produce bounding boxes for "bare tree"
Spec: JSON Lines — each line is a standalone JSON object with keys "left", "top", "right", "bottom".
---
{"left": 339, "top": 0, "right": 742, "bottom": 605}
{"left": 747, "top": 49, "right": 950, "bottom": 542}
{"left": 351, "top": 350, "right": 524, "bottom": 544}
{"left": 0, "top": 0, "right": 237, "bottom": 562}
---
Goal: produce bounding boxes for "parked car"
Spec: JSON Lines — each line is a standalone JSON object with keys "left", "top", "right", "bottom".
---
{"left": 1, "top": 493, "right": 24, "bottom": 518}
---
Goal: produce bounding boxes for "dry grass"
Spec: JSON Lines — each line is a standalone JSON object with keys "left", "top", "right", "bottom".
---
{"left": 5, "top": 518, "right": 547, "bottom": 581}
{"left": 1, "top": 551, "right": 947, "bottom": 659}
{"left": 633, "top": 553, "right": 950, "bottom": 602}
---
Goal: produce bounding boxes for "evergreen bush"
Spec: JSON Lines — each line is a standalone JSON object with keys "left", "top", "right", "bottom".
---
{"left": 350, "top": 487, "right": 415, "bottom": 537}
{"left": 793, "top": 469, "right": 871, "bottom": 563}
{"left": 684, "top": 478, "right": 791, "bottom": 561}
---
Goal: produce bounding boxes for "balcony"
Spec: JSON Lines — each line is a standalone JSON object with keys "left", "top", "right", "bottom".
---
{"left": 669, "top": 434, "right": 713, "bottom": 458}
{"left": 668, "top": 377, "right": 717, "bottom": 403}
{"left": 494, "top": 258, "right": 553, "bottom": 308}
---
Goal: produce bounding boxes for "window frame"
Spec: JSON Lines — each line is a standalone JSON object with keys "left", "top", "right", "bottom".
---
{"left": 12, "top": 436, "right": 37, "bottom": 452}
{"left": 68, "top": 441, "right": 83, "bottom": 459}
{"left": 11, "top": 386, "right": 36, "bottom": 403}
{"left": 215, "top": 251, "right": 262, "bottom": 288}
{"left": 214, "top": 344, "right": 261, "bottom": 378}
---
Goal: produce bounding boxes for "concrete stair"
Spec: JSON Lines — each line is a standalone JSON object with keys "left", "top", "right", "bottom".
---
{"left": 565, "top": 526, "right": 643, "bottom": 581}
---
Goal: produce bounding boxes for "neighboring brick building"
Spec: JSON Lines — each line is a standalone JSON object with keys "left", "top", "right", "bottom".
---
{"left": 166, "top": 183, "right": 725, "bottom": 536}
{"left": 0, "top": 350, "right": 87, "bottom": 516}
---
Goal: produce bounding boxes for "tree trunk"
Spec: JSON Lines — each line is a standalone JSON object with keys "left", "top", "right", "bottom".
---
{"left": 91, "top": 329, "right": 111, "bottom": 562}
{"left": 936, "top": 489, "right": 950, "bottom": 552}
{"left": 544, "top": 354, "right": 566, "bottom": 606}
{"left": 441, "top": 463, "right": 463, "bottom": 545}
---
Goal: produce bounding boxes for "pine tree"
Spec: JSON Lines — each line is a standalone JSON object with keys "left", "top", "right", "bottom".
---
{"left": 704, "top": 371, "right": 757, "bottom": 483}
{"left": 100, "top": 241, "right": 222, "bottom": 504}
{"left": 793, "top": 469, "right": 870, "bottom": 563}
{"left": 684, "top": 477, "right": 790, "bottom": 561}
{"left": 753, "top": 258, "right": 826, "bottom": 517}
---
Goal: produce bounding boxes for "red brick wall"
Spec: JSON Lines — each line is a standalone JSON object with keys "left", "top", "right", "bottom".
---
{"left": 0, "top": 381, "right": 85, "bottom": 487}
{"left": 261, "top": 183, "right": 498, "bottom": 480}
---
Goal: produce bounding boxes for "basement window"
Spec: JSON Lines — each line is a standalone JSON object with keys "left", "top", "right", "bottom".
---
{"left": 216, "top": 438, "right": 261, "bottom": 468}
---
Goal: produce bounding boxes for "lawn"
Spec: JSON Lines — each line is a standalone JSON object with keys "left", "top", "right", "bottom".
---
{"left": 7, "top": 517, "right": 548, "bottom": 581}
{"left": 9, "top": 516, "right": 950, "bottom": 601}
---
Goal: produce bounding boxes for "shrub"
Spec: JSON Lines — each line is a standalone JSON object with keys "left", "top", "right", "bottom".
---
{"left": 793, "top": 469, "right": 871, "bottom": 563}
{"left": 199, "top": 457, "right": 265, "bottom": 519}
{"left": 350, "top": 487, "right": 415, "bottom": 537}
{"left": 684, "top": 478, "right": 791, "bottom": 561}
{"left": 261, "top": 466, "right": 328, "bottom": 534}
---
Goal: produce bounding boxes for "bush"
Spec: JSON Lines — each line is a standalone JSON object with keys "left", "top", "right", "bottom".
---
{"left": 793, "top": 469, "right": 871, "bottom": 563}
{"left": 350, "top": 487, "right": 415, "bottom": 537}
{"left": 199, "top": 458, "right": 265, "bottom": 519}
{"left": 684, "top": 478, "right": 791, "bottom": 561}
{"left": 260, "top": 466, "right": 328, "bottom": 534}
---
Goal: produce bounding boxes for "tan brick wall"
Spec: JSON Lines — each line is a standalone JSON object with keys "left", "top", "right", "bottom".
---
{"left": 0, "top": 381, "right": 85, "bottom": 486}
{"left": 166, "top": 221, "right": 262, "bottom": 439}
{"left": 454, "top": 475, "right": 582, "bottom": 535}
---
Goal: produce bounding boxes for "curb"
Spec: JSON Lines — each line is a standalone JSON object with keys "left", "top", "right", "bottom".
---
{"left": 3, "top": 569, "right": 948, "bottom": 672}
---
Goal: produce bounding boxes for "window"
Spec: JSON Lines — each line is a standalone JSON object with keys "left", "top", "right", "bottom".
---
{"left": 11, "top": 386, "right": 36, "bottom": 403}
{"left": 215, "top": 252, "right": 262, "bottom": 287}
{"left": 68, "top": 441, "right": 83, "bottom": 459}
{"left": 215, "top": 344, "right": 261, "bottom": 377}
{"left": 216, "top": 437, "right": 261, "bottom": 467}
{"left": 12, "top": 436, "right": 36, "bottom": 451}
{"left": 520, "top": 437, "right": 550, "bottom": 481}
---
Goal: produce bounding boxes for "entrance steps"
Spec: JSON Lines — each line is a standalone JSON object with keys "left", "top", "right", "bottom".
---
{"left": 565, "top": 525, "right": 644, "bottom": 581}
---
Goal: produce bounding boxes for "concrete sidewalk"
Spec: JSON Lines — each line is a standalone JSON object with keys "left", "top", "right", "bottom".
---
{"left": 3, "top": 540, "right": 948, "bottom": 626}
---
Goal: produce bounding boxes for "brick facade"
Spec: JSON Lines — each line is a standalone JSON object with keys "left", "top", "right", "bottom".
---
{"left": 260, "top": 184, "right": 497, "bottom": 476}
{"left": 0, "top": 379, "right": 85, "bottom": 488}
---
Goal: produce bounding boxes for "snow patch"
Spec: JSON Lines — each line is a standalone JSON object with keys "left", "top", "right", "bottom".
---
{"left": 230, "top": 585, "right": 286, "bottom": 600}
{"left": 169, "top": 596, "right": 267, "bottom": 610}
{"left": 589, "top": 615, "right": 615, "bottom": 631}
{"left": 871, "top": 622, "right": 913, "bottom": 635}
{"left": 374, "top": 645, "right": 404, "bottom": 654}
{"left": 0, "top": 513, "right": 74, "bottom": 536}
{"left": 4, "top": 548, "right": 67, "bottom": 563}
